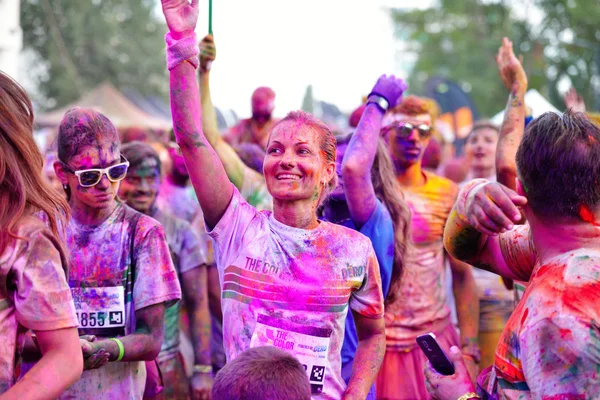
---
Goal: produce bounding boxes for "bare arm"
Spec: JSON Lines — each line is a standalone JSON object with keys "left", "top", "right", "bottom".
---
{"left": 342, "top": 103, "right": 382, "bottom": 227}
{"left": 0, "top": 327, "right": 83, "bottom": 400}
{"left": 495, "top": 37, "right": 527, "bottom": 190}
{"left": 444, "top": 180, "right": 530, "bottom": 280}
{"left": 198, "top": 35, "right": 247, "bottom": 190}
{"left": 343, "top": 75, "right": 406, "bottom": 227}
{"left": 88, "top": 303, "right": 166, "bottom": 363}
{"left": 449, "top": 255, "right": 479, "bottom": 382}
{"left": 163, "top": 0, "right": 233, "bottom": 229}
{"left": 181, "top": 265, "right": 211, "bottom": 366}
{"left": 344, "top": 314, "right": 385, "bottom": 400}
{"left": 182, "top": 265, "right": 213, "bottom": 398}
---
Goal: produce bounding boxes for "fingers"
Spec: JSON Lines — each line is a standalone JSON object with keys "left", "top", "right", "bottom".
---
{"left": 468, "top": 183, "right": 525, "bottom": 234}
{"left": 83, "top": 349, "right": 109, "bottom": 370}
{"left": 448, "top": 346, "right": 469, "bottom": 377}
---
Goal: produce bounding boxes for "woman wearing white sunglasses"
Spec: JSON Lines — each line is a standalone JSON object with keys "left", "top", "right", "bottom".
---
{"left": 51, "top": 107, "right": 181, "bottom": 400}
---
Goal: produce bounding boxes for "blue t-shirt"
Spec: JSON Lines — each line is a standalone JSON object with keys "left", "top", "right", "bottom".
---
{"left": 323, "top": 199, "right": 395, "bottom": 366}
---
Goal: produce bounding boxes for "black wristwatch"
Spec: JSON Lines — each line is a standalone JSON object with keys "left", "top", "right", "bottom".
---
{"left": 366, "top": 94, "right": 390, "bottom": 113}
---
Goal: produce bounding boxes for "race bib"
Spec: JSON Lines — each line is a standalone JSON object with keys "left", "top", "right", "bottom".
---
{"left": 71, "top": 286, "right": 126, "bottom": 329}
{"left": 250, "top": 314, "right": 332, "bottom": 396}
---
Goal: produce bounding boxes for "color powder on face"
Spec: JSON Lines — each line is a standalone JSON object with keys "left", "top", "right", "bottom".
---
{"left": 579, "top": 204, "right": 598, "bottom": 226}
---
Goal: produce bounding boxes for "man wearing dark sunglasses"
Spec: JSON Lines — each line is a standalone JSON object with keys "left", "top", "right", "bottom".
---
{"left": 376, "top": 96, "right": 480, "bottom": 399}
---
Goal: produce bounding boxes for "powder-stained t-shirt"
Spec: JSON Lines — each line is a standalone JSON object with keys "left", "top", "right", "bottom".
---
{"left": 479, "top": 226, "right": 600, "bottom": 398}
{"left": 59, "top": 202, "right": 181, "bottom": 400}
{"left": 385, "top": 170, "right": 458, "bottom": 349}
{"left": 209, "top": 187, "right": 384, "bottom": 400}
{"left": 151, "top": 207, "right": 207, "bottom": 362}
{"left": 0, "top": 216, "right": 78, "bottom": 394}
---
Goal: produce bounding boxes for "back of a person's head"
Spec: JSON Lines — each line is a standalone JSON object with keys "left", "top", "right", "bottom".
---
{"left": 0, "top": 71, "right": 68, "bottom": 254}
{"left": 212, "top": 346, "right": 311, "bottom": 400}
{"left": 516, "top": 110, "right": 600, "bottom": 221}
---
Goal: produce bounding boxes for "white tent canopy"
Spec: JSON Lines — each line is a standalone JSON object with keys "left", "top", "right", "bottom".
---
{"left": 491, "top": 89, "right": 561, "bottom": 126}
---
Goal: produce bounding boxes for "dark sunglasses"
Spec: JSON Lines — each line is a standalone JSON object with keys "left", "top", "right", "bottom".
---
{"left": 61, "top": 155, "right": 130, "bottom": 188}
{"left": 384, "top": 122, "right": 432, "bottom": 139}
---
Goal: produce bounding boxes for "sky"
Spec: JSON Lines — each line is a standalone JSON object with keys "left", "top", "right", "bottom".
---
{"left": 189, "top": 0, "right": 431, "bottom": 118}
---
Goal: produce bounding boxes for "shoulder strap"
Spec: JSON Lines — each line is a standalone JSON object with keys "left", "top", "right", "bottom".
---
{"left": 124, "top": 213, "right": 142, "bottom": 289}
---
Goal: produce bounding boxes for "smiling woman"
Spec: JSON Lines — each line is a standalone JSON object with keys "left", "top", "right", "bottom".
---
{"left": 160, "top": 1, "right": 386, "bottom": 398}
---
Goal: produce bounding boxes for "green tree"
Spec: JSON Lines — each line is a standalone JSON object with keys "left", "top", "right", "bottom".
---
{"left": 392, "top": 0, "right": 600, "bottom": 116}
{"left": 392, "top": 0, "right": 543, "bottom": 117}
{"left": 535, "top": 0, "right": 600, "bottom": 110}
{"left": 21, "top": 0, "right": 168, "bottom": 110}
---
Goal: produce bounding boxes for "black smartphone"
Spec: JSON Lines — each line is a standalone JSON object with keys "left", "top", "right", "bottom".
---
{"left": 416, "top": 332, "right": 455, "bottom": 375}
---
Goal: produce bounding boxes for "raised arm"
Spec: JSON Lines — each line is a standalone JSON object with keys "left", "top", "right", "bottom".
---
{"left": 444, "top": 180, "right": 532, "bottom": 280}
{"left": 198, "top": 35, "right": 247, "bottom": 190}
{"left": 162, "top": 0, "right": 233, "bottom": 228}
{"left": 342, "top": 75, "right": 406, "bottom": 227}
{"left": 495, "top": 37, "right": 527, "bottom": 190}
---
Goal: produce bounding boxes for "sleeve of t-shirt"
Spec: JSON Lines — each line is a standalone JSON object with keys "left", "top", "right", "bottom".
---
{"left": 133, "top": 219, "right": 182, "bottom": 311}
{"left": 207, "top": 185, "right": 262, "bottom": 270}
{"left": 11, "top": 229, "right": 78, "bottom": 331}
{"left": 498, "top": 224, "right": 537, "bottom": 282}
{"left": 359, "top": 200, "right": 395, "bottom": 298}
{"left": 178, "top": 222, "right": 208, "bottom": 275}
{"left": 520, "top": 315, "right": 600, "bottom": 397}
{"left": 349, "top": 243, "right": 385, "bottom": 319}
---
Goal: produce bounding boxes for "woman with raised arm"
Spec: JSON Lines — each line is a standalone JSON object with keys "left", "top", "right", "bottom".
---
{"left": 0, "top": 71, "right": 83, "bottom": 399}
{"left": 161, "top": 1, "right": 385, "bottom": 399}
{"left": 320, "top": 76, "right": 412, "bottom": 400}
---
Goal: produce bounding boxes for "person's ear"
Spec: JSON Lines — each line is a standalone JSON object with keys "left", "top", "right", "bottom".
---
{"left": 53, "top": 161, "right": 69, "bottom": 186}
{"left": 324, "top": 161, "right": 335, "bottom": 185}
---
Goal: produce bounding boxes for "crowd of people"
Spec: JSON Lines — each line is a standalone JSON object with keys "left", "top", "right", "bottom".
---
{"left": 1, "top": 0, "right": 599, "bottom": 399}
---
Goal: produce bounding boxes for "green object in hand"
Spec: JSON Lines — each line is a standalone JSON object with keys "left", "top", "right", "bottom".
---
{"left": 209, "top": 0, "right": 213, "bottom": 35}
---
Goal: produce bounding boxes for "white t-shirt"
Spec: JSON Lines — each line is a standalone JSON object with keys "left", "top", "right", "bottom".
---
{"left": 209, "top": 187, "right": 384, "bottom": 400}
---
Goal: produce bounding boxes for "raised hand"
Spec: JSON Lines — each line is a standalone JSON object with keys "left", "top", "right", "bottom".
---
{"left": 495, "top": 37, "right": 527, "bottom": 94}
{"left": 371, "top": 74, "right": 408, "bottom": 108}
{"left": 161, "top": 0, "right": 200, "bottom": 39}
{"left": 563, "top": 87, "right": 587, "bottom": 113}
{"left": 465, "top": 182, "right": 526, "bottom": 236}
{"left": 199, "top": 34, "right": 216, "bottom": 73}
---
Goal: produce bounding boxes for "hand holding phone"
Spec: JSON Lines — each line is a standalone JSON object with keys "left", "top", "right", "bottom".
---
{"left": 416, "top": 333, "right": 455, "bottom": 376}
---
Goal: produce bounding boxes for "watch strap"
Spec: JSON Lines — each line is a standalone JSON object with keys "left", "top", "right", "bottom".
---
{"left": 366, "top": 93, "right": 390, "bottom": 113}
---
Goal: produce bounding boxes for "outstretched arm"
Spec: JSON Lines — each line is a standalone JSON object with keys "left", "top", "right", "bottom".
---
{"left": 2, "top": 328, "right": 83, "bottom": 400}
{"left": 342, "top": 75, "right": 406, "bottom": 227}
{"left": 198, "top": 35, "right": 247, "bottom": 190}
{"left": 443, "top": 180, "right": 532, "bottom": 280}
{"left": 495, "top": 37, "right": 527, "bottom": 190}
{"left": 162, "top": 0, "right": 233, "bottom": 228}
